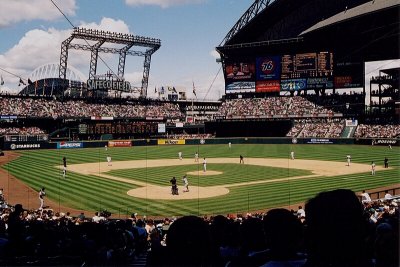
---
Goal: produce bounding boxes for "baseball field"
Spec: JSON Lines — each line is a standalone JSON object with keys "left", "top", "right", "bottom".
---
{"left": 1, "top": 143, "right": 399, "bottom": 217}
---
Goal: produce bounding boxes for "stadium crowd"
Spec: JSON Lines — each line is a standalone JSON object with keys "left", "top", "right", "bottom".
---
{"left": 216, "top": 96, "right": 333, "bottom": 118}
{"left": 355, "top": 124, "right": 400, "bottom": 138}
{"left": 0, "top": 97, "right": 183, "bottom": 119}
{"left": 0, "top": 188, "right": 398, "bottom": 266}
{"left": 286, "top": 119, "right": 345, "bottom": 138}
{"left": 0, "top": 126, "right": 45, "bottom": 135}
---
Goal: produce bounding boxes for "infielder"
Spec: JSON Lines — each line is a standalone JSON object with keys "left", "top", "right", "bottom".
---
{"left": 203, "top": 158, "right": 207, "bottom": 172}
{"left": 194, "top": 152, "right": 199, "bottom": 162}
{"left": 290, "top": 151, "right": 295, "bottom": 160}
{"left": 228, "top": 142, "right": 232, "bottom": 149}
{"left": 39, "top": 187, "right": 46, "bottom": 210}
{"left": 178, "top": 151, "right": 182, "bottom": 160}
{"left": 182, "top": 175, "right": 189, "bottom": 192}
{"left": 371, "top": 161, "right": 376, "bottom": 175}
{"left": 62, "top": 157, "right": 67, "bottom": 178}
{"left": 107, "top": 155, "right": 112, "bottom": 166}
{"left": 346, "top": 155, "right": 351, "bottom": 166}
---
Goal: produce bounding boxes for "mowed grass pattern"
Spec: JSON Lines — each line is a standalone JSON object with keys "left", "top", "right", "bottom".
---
{"left": 2, "top": 143, "right": 399, "bottom": 216}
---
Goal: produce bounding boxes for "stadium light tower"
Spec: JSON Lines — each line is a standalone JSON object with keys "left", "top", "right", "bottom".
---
{"left": 59, "top": 27, "right": 161, "bottom": 98}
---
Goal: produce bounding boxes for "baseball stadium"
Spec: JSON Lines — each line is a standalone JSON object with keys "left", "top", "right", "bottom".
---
{"left": 0, "top": 0, "right": 399, "bottom": 266}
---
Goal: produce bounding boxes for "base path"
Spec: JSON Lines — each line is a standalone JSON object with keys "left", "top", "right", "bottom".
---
{"left": 66, "top": 158, "right": 388, "bottom": 200}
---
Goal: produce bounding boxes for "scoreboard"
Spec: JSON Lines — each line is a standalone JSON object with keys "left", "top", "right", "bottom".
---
{"left": 281, "top": 52, "right": 333, "bottom": 79}
{"left": 224, "top": 51, "right": 362, "bottom": 93}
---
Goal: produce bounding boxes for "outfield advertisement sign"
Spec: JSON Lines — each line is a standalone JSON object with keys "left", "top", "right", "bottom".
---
{"left": 57, "top": 142, "right": 83, "bottom": 149}
{"left": 158, "top": 139, "right": 186, "bottom": 145}
{"left": 371, "top": 139, "right": 398, "bottom": 146}
{"left": 10, "top": 143, "right": 42, "bottom": 150}
{"left": 108, "top": 140, "right": 132, "bottom": 147}
{"left": 306, "top": 138, "right": 334, "bottom": 144}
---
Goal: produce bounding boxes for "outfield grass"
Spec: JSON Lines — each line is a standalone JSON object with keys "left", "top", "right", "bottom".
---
{"left": 2, "top": 144, "right": 399, "bottom": 216}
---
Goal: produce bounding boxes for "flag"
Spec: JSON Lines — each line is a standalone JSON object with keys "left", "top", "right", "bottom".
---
{"left": 192, "top": 81, "right": 197, "bottom": 97}
{"left": 0, "top": 76, "right": 4, "bottom": 86}
{"left": 18, "top": 78, "right": 26, "bottom": 86}
{"left": 172, "top": 87, "right": 177, "bottom": 93}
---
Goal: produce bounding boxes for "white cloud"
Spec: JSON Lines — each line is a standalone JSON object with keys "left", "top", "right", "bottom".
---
{"left": 0, "top": 18, "right": 133, "bottom": 93}
{"left": 0, "top": 0, "right": 76, "bottom": 28}
{"left": 125, "top": 0, "right": 204, "bottom": 8}
{"left": 80, "top": 18, "right": 131, "bottom": 34}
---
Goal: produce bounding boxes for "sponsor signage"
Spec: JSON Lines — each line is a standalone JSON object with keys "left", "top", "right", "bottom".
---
{"left": 87, "top": 79, "right": 131, "bottom": 92}
{"left": 175, "top": 122, "right": 184, "bottom": 128}
{"left": 371, "top": 139, "right": 398, "bottom": 146}
{"left": 306, "top": 138, "right": 333, "bottom": 144}
{"left": 307, "top": 77, "right": 333, "bottom": 89}
{"left": 158, "top": 123, "right": 166, "bottom": 133}
{"left": 281, "top": 79, "right": 307, "bottom": 91}
{"left": 157, "top": 139, "right": 186, "bottom": 145}
{"left": 57, "top": 142, "right": 83, "bottom": 149}
{"left": 10, "top": 143, "right": 41, "bottom": 150}
{"left": 108, "top": 140, "right": 132, "bottom": 147}
{"left": 256, "top": 56, "right": 281, "bottom": 81}
{"left": 226, "top": 82, "right": 256, "bottom": 93}
{"left": 256, "top": 80, "right": 280, "bottom": 92}
{"left": 90, "top": 116, "right": 114, "bottom": 121}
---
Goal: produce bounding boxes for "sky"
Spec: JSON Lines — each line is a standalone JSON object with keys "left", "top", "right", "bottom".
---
{"left": 0, "top": 0, "right": 253, "bottom": 100}
{"left": 0, "top": 0, "right": 398, "bottom": 101}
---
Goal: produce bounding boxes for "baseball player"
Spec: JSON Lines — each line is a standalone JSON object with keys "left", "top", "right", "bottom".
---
{"left": 371, "top": 161, "right": 376, "bottom": 175}
{"left": 178, "top": 151, "right": 182, "bottom": 160}
{"left": 203, "top": 158, "right": 207, "bottom": 172}
{"left": 240, "top": 155, "right": 244, "bottom": 164}
{"left": 107, "top": 155, "right": 112, "bottom": 166}
{"left": 346, "top": 155, "right": 351, "bottom": 166}
{"left": 182, "top": 175, "right": 189, "bottom": 192}
{"left": 39, "top": 187, "right": 46, "bottom": 210}
{"left": 228, "top": 142, "right": 232, "bottom": 149}
{"left": 290, "top": 151, "right": 295, "bottom": 160}
{"left": 194, "top": 152, "right": 199, "bottom": 162}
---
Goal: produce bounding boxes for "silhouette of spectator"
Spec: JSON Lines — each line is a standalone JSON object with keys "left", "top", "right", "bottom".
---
{"left": 164, "top": 215, "right": 218, "bottom": 266}
{"left": 261, "top": 208, "right": 306, "bottom": 267}
{"left": 304, "top": 189, "right": 371, "bottom": 267}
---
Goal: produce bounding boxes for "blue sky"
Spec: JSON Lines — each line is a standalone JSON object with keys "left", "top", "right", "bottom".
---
{"left": 0, "top": 0, "right": 253, "bottom": 99}
{"left": 0, "top": 0, "right": 398, "bottom": 101}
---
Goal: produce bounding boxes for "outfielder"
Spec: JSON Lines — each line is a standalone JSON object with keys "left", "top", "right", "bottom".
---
{"left": 203, "top": 158, "right": 207, "bottom": 172}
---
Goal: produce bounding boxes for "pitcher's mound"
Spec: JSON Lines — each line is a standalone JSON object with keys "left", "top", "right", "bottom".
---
{"left": 186, "top": 170, "right": 223, "bottom": 176}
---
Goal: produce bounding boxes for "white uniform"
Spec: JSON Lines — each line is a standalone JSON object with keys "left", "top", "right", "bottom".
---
{"left": 107, "top": 156, "right": 112, "bottom": 166}
{"left": 346, "top": 155, "right": 351, "bottom": 166}
{"left": 39, "top": 189, "right": 46, "bottom": 210}
{"left": 63, "top": 166, "right": 67, "bottom": 178}
{"left": 178, "top": 152, "right": 182, "bottom": 160}
{"left": 290, "top": 151, "right": 295, "bottom": 160}
{"left": 228, "top": 142, "right": 231, "bottom": 148}
{"left": 371, "top": 162, "right": 376, "bottom": 175}
{"left": 203, "top": 158, "right": 207, "bottom": 172}
{"left": 105, "top": 145, "right": 108, "bottom": 151}
{"left": 182, "top": 176, "right": 189, "bottom": 192}
{"left": 194, "top": 152, "right": 199, "bottom": 162}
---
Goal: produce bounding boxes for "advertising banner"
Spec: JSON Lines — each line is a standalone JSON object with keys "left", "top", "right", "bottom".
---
{"left": 256, "top": 81, "right": 280, "bottom": 92}
{"left": 157, "top": 139, "right": 186, "bottom": 145}
{"left": 108, "top": 140, "right": 132, "bottom": 147}
{"left": 307, "top": 77, "right": 333, "bottom": 89}
{"left": 281, "top": 79, "right": 307, "bottom": 91}
{"left": 57, "top": 142, "right": 83, "bottom": 149}
{"left": 256, "top": 56, "right": 281, "bottom": 81}
{"left": 9, "top": 143, "right": 42, "bottom": 150}
{"left": 226, "top": 81, "right": 256, "bottom": 94}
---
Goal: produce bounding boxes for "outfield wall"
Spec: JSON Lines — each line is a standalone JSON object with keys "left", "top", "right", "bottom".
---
{"left": 1, "top": 137, "right": 398, "bottom": 150}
